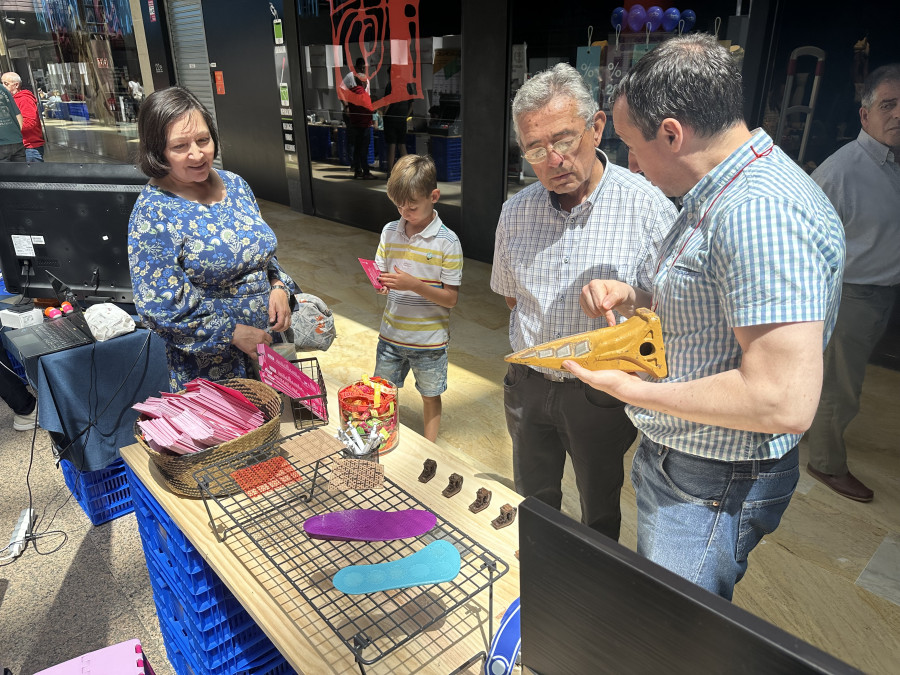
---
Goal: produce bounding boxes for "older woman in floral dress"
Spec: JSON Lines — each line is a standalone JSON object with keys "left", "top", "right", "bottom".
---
{"left": 128, "top": 86, "right": 296, "bottom": 391}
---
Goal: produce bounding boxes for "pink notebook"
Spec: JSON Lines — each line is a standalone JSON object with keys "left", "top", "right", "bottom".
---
{"left": 358, "top": 258, "right": 384, "bottom": 290}
{"left": 34, "top": 639, "right": 155, "bottom": 675}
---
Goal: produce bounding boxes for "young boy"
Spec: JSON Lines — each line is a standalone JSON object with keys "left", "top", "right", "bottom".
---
{"left": 374, "top": 154, "right": 463, "bottom": 442}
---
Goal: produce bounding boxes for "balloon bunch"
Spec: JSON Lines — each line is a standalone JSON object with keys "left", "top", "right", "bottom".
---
{"left": 611, "top": 5, "right": 697, "bottom": 33}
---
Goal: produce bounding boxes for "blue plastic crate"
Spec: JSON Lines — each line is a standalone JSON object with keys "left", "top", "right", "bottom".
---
{"left": 307, "top": 125, "right": 331, "bottom": 161}
{"left": 154, "top": 574, "right": 250, "bottom": 646}
{"left": 158, "top": 593, "right": 270, "bottom": 670}
{"left": 137, "top": 506, "right": 226, "bottom": 601}
{"left": 145, "top": 562, "right": 244, "bottom": 650}
{"left": 149, "top": 572, "right": 254, "bottom": 653}
{"left": 431, "top": 136, "right": 462, "bottom": 182}
{"left": 339, "top": 127, "right": 375, "bottom": 166}
{"left": 3, "top": 350, "right": 27, "bottom": 385}
{"left": 132, "top": 485, "right": 207, "bottom": 577}
{"left": 435, "top": 163, "right": 461, "bottom": 182}
{"left": 166, "top": 642, "right": 289, "bottom": 675}
{"left": 158, "top": 596, "right": 279, "bottom": 675}
{"left": 128, "top": 465, "right": 287, "bottom": 673}
{"left": 61, "top": 458, "right": 134, "bottom": 525}
{"left": 130, "top": 463, "right": 249, "bottom": 618}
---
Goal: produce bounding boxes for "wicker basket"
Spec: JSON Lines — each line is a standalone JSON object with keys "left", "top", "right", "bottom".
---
{"left": 133, "top": 378, "right": 283, "bottom": 498}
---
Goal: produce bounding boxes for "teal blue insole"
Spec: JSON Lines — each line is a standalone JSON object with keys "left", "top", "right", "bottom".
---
{"left": 332, "top": 540, "right": 461, "bottom": 595}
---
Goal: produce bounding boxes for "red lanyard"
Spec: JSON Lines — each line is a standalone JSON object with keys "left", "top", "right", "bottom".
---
{"left": 652, "top": 144, "right": 774, "bottom": 312}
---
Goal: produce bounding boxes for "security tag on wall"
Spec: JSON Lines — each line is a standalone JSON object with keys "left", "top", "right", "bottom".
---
{"left": 273, "top": 19, "right": 283, "bottom": 45}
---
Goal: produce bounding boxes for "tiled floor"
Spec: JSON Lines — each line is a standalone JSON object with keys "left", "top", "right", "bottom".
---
{"left": 41, "top": 119, "right": 140, "bottom": 164}
{"left": 0, "top": 145, "right": 897, "bottom": 672}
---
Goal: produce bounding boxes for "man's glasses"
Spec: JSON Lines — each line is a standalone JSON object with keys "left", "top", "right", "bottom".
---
{"left": 521, "top": 125, "right": 591, "bottom": 164}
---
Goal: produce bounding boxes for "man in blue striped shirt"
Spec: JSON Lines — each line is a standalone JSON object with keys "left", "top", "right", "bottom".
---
{"left": 565, "top": 35, "right": 845, "bottom": 600}
{"left": 492, "top": 63, "right": 677, "bottom": 541}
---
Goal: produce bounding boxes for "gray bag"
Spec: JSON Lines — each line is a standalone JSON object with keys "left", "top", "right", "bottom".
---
{"left": 289, "top": 293, "right": 336, "bottom": 351}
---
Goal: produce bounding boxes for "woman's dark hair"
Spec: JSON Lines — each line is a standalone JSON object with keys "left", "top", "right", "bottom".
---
{"left": 136, "top": 86, "right": 219, "bottom": 178}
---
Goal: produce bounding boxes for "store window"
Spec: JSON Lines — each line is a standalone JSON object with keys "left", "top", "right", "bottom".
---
{"left": 0, "top": 0, "right": 147, "bottom": 164}
{"left": 298, "top": 1, "right": 462, "bottom": 235}
{"left": 506, "top": 3, "right": 754, "bottom": 200}
{"left": 506, "top": 11, "right": 632, "bottom": 200}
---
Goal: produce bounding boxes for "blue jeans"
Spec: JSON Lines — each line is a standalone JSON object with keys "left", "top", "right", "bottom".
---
{"left": 25, "top": 146, "right": 44, "bottom": 162}
{"left": 374, "top": 338, "right": 448, "bottom": 397}
{"left": 631, "top": 436, "right": 799, "bottom": 600}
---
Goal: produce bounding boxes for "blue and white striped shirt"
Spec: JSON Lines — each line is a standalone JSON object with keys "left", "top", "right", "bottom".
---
{"left": 491, "top": 150, "right": 678, "bottom": 377}
{"left": 628, "top": 130, "right": 845, "bottom": 461}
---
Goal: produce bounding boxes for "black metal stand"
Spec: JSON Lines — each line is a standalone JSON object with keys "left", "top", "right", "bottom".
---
{"left": 194, "top": 434, "right": 509, "bottom": 671}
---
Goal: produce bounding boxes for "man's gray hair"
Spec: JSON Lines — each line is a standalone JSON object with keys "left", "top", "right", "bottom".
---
{"left": 1, "top": 72, "right": 22, "bottom": 85}
{"left": 612, "top": 33, "right": 744, "bottom": 141}
{"left": 511, "top": 62, "right": 597, "bottom": 144}
{"left": 861, "top": 64, "right": 900, "bottom": 109}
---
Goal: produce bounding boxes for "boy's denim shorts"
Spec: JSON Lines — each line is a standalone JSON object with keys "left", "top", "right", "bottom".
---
{"left": 374, "top": 339, "right": 448, "bottom": 397}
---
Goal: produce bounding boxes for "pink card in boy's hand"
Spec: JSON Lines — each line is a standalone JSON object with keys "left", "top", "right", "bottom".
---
{"left": 358, "top": 258, "right": 384, "bottom": 290}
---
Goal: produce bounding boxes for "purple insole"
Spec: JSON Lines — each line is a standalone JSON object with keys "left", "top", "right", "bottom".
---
{"left": 302, "top": 508, "right": 437, "bottom": 541}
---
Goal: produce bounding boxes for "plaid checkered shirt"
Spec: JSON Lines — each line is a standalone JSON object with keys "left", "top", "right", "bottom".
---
{"left": 491, "top": 150, "right": 678, "bottom": 378}
{"left": 629, "top": 130, "right": 846, "bottom": 461}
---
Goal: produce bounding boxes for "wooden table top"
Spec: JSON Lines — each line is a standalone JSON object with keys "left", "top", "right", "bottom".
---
{"left": 120, "top": 418, "right": 522, "bottom": 674}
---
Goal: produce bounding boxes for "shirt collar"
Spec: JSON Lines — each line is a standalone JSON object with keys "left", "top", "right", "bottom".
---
{"left": 857, "top": 128, "right": 894, "bottom": 165}
{"left": 683, "top": 128, "right": 774, "bottom": 210}
{"left": 402, "top": 210, "right": 442, "bottom": 239}
{"left": 546, "top": 148, "right": 610, "bottom": 214}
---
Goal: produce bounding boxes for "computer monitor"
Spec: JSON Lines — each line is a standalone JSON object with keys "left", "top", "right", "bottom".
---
{"left": 0, "top": 162, "right": 146, "bottom": 308}
{"left": 517, "top": 497, "right": 861, "bottom": 674}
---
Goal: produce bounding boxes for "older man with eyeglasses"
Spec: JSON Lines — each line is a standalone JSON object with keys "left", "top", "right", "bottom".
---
{"left": 490, "top": 63, "right": 677, "bottom": 541}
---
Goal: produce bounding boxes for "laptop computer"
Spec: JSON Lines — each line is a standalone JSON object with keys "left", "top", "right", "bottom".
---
{"left": 4, "top": 276, "right": 96, "bottom": 361}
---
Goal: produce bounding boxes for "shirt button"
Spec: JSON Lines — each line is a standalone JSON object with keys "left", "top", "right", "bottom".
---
{"left": 556, "top": 333, "right": 561, "bottom": 338}
{"left": 563, "top": 257, "right": 569, "bottom": 264}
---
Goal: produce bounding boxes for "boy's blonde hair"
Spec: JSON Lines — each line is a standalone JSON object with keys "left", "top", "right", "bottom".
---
{"left": 386, "top": 154, "right": 438, "bottom": 206}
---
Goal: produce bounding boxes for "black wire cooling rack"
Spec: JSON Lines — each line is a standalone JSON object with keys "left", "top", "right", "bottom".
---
{"left": 192, "top": 432, "right": 509, "bottom": 671}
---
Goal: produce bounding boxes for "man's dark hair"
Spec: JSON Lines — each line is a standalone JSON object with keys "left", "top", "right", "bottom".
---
{"left": 613, "top": 33, "right": 745, "bottom": 141}
{"left": 861, "top": 63, "right": 900, "bottom": 109}
{"left": 135, "top": 86, "right": 219, "bottom": 178}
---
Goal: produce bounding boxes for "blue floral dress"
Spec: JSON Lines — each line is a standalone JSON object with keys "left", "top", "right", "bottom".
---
{"left": 128, "top": 169, "right": 295, "bottom": 391}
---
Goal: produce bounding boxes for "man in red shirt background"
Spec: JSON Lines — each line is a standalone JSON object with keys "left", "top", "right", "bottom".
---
{"left": 1, "top": 72, "right": 45, "bottom": 162}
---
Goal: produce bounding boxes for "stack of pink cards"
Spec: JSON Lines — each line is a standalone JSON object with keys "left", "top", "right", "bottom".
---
{"left": 134, "top": 379, "right": 265, "bottom": 455}
{"left": 256, "top": 342, "right": 327, "bottom": 421}
{"left": 358, "top": 258, "right": 384, "bottom": 290}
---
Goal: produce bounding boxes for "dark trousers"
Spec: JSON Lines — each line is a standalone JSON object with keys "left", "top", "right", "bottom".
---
{"left": 503, "top": 363, "right": 637, "bottom": 540}
{"left": 348, "top": 126, "right": 370, "bottom": 175}
{"left": 0, "top": 349, "right": 35, "bottom": 415}
{"left": 0, "top": 142, "right": 27, "bottom": 162}
{"left": 807, "top": 283, "right": 897, "bottom": 474}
